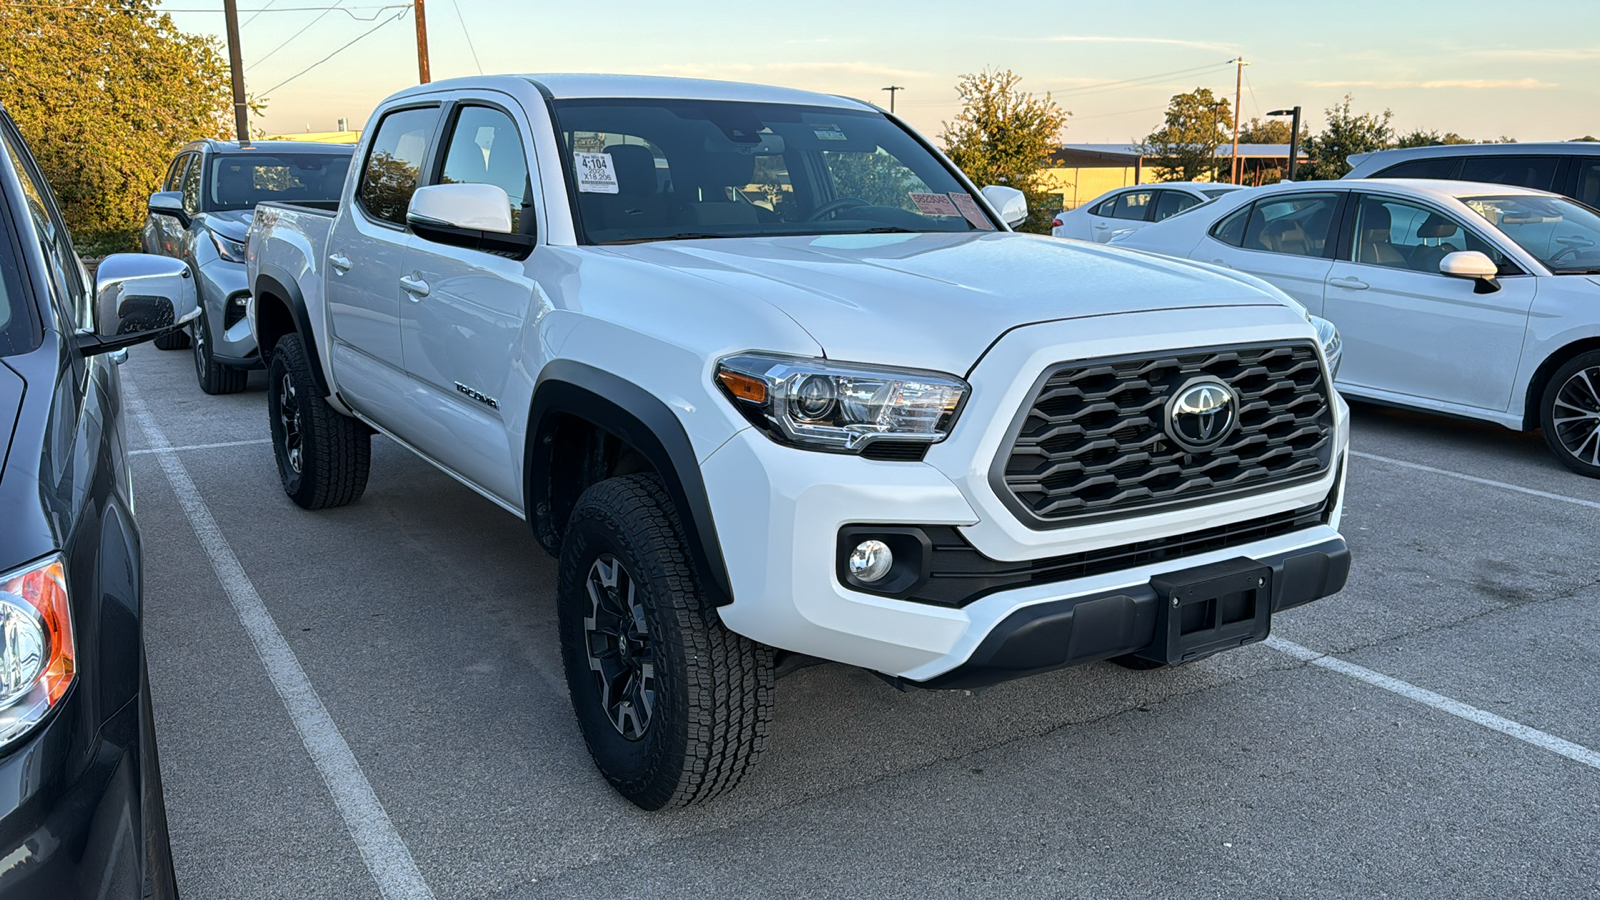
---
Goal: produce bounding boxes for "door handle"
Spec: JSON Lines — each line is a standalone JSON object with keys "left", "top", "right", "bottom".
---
{"left": 327, "top": 252, "right": 351, "bottom": 273}
{"left": 1328, "top": 276, "right": 1369, "bottom": 291}
{"left": 1209, "top": 259, "right": 1231, "bottom": 268}
{"left": 399, "top": 274, "right": 430, "bottom": 299}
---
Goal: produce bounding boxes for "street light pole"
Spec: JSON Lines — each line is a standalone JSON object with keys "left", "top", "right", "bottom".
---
{"left": 222, "top": 0, "right": 249, "bottom": 143}
{"left": 1268, "top": 106, "right": 1303, "bottom": 181}
{"left": 881, "top": 86, "right": 904, "bottom": 114}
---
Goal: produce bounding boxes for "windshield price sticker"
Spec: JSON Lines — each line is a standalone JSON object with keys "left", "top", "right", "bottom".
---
{"left": 948, "top": 192, "right": 995, "bottom": 230}
{"left": 909, "top": 192, "right": 961, "bottom": 218}
{"left": 813, "top": 124, "right": 848, "bottom": 141}
{"left": 575, "top": 152, "right": 619, "bottom": 194}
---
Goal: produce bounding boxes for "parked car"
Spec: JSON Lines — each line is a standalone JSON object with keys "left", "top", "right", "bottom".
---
{"left": 0, "top": 103, "right": 192, "bottom": 896}
{"left": 247, "top": 74, "right": 1350, "bottom": 809}
{"left": 1344, "top": 141, "right": 1600, "bottom": 208}
{"left": 1111, "top": 178, "right": 1600, "bottom": 476}
{"left": 143, "top": 140, "right": 353, "bottom": 394}
{"left": 1052, "top": 182, "right": 1245, "bottom": 242}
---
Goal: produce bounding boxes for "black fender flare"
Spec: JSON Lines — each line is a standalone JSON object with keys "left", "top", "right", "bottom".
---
{"left": 253, "top": 264, "right": 331, "bottom": 398}
{"left": 526, "top": 361, "right": 734, "bottom": 607}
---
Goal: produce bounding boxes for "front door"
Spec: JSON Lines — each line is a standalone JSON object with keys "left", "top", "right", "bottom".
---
{"left": 397, "top": 102, "right": 539, "bottom": 504}
{"left": 1323, "top": 193, "right": 1536, "bottom": 412}
{"left": 324, "top": 104, "right": 440, "bottom": 421}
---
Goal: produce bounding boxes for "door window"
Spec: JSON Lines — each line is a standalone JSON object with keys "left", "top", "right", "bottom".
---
{"left": 1459, "top": 155, "right": 1560, "bottom": 192}
{"left": 1152, "top": 190, "right": 1200, "bottom": 221}
{"left": 0, "top": 121, "right": 89, "bottom": 329}
{"left": 1105, "top": 190, "right": 1153, "bottom": 221}
{"left": 164, "top": 153, "right": 193, "bottom": 191}
{"left": 180, "top": 154, "right": 203, "bottom": 216}
{"left": 359, "top": 106, "right": 441, "bottom": 226}
{"left": 1351, "top": 195, "right": 1511, "bottom": 274}
{"left": 439, "top": 106, "right": 531, "bottom": 231}
{"left": 1375, "top": 157, "right": 1462, "bottom": 180}
{"left": 1239, "top": 192, "right": 1339, "bottom": 257}
{"left": 1574, "top": 159, "right": 1600, "bottom": 208}
{"left": 1210, "top": 203, "right": 1252, "bottom": 247}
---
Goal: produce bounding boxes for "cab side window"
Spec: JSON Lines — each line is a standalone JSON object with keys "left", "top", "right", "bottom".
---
{"left": 438, "top": 106, "right": 531, "bottom": 231}
{"left": 359, "top": 106, "right": 441, "bottom": 226}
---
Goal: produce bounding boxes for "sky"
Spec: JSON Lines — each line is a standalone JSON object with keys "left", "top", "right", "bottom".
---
{"left": 160, "top": 0, "right": 1600, "bottom": 144}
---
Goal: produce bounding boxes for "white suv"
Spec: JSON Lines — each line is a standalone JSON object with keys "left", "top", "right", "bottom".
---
{"left": 248, "top": 74, "right": 1351, "bottom": 809}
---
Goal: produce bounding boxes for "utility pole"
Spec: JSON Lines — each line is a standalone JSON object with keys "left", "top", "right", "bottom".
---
{"left": 222, "top": 0, "right": 249, "bottom": 143}
{"left": 414, "top": 0, "right": 431, "bottom": 84}
{"left": 881, "top": 86, "right": 904, "bottom": 114}
{"left": 1230, "top": 56, "right": 1249, "bottom": 184}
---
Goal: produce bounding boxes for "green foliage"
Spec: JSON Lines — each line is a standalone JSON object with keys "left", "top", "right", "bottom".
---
{"left": 0, "top": 0, "right": 238, "bottom": 244}
{"left": 939, "top": 69, "right": 1069, "bottom": 233}
{"left": 824, "top": 150, "right": 921, "bottom": 214}
{"left": 1138, "top": 88, "right": 1233, "bottom": 183}
{"left": 1299, "top": 95, "right": 1393, "bottom": 181}
{"left": 1393, "top": 129, "right": 1476, "bottom": 149}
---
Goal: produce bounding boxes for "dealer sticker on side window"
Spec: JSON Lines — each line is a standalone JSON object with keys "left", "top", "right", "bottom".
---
{"left": 909, "top": 192, "right": 961, "bottom": 218}
{"left": 574, "top": 152, "right": 619, "bottom": 194}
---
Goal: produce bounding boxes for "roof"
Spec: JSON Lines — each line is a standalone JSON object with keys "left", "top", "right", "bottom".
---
{"left": 383, "top": 74, "right": 877, "bottom": 111}
{"left": 263, "top": 131, "right": 361, "bottom": 144}
{"left": 1348, "top": 141, "right": 1600, "bottom": 167}
{"left": 1274, "top": 178, "right": 1556, "bottom": 201}
{"left": 189, "top": 139, "right": 354, "bottom": 155}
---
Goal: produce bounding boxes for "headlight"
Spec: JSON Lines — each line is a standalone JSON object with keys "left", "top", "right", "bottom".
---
{"left": 1311, "top": 315, "right": 1342, "bottom": 379}
{"left": 0, "top": 556, "right": 75, "bottom": 747}
{"left": 209, "top": 231, "right": 247, "bottom": 263}
{"left": 715, "top": 353, "right": 969, "bottom": 453}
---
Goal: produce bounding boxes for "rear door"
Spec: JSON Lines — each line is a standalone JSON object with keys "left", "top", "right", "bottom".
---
{"left": 394, "top": 99, "right": 538, "bottom": 501}
{"left": 1086, "top": 189, "right": 1153, "bottom": 242}
{"left": 1200, "top": 190, "right": 1343, "bottom": 314}
{"left": 324, "top": 103, "right": 440, "bottom": 420}
{"left": 1322, "top": 192, "right": 1535, "bottom": 412}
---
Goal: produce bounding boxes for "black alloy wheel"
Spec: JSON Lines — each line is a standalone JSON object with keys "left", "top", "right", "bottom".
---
{"left": 265, "top": 334, "right": 371, "bottom": 508}
{"left": 582, "top": 554, "right": 657, "bottom": 740}
{"left": 1541, "top": 350, "right": 1600, "bottom": 478}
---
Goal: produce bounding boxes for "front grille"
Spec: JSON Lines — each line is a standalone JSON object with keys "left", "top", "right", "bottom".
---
{"left": 997, "top": 342, "right": 1333, "bottom": 525}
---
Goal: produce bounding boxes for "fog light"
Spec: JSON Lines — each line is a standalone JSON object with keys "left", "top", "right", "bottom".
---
{"left": 848, "top": 540, "right": 893, "bottom": 583}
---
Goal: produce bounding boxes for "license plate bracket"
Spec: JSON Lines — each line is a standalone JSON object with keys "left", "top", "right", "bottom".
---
{"left": 1137, "top": 557, "right": 1273, "bottom": 665}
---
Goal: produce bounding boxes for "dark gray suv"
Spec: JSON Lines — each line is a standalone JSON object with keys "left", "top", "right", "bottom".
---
{"left": 143, "top": 140, "right": 352, "bottom": 393}
{"left": 1345, "top": 141, "right": 1600, "bottom": 208}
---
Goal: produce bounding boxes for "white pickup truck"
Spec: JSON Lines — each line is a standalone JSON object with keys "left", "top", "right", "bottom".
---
{"left": 246, "top": 74, "right": 1352, "bottom": 809}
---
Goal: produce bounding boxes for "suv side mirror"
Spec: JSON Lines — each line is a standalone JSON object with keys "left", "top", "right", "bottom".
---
{"left": 980, "top": 185, "right": 1028, "bottom": 228}
{"left": 1439, "top": 250, "right": 1501, "bottom": 294}
{"left": 406, "top": 183, "right": 534, "bottom": 258}
{"left": 148, "top": 191, "right": 189, "bottom": 227}
{"left": 77, "top": 254, "right": 199, "bottom": 356}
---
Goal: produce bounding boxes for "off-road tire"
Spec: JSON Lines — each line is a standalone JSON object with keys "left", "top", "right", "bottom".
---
{"left": 266, "top": 334, "right": 370, "bottom": 509}
{"left": 192, "top": 306, "right": 247, "bottom": 395}
{"left": 557, "top": 473, "right": 773, "bottom": 810}
{"left": 1539, "top": 349, "right": 1600, "bottom": 479}
{"left": 152, "top": 329, "right": 190, "bottom": 351}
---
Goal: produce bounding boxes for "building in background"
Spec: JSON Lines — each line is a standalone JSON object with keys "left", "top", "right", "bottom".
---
{"left": 1042, "top": 143, "right": 1308, "bottom": 211}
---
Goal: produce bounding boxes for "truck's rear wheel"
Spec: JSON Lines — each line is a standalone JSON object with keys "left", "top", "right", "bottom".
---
{"left": 557, "top": 473, "right": 772, "bottom": 809}
{"left": 266, "top": 334, "right": 370, "bottom": 509}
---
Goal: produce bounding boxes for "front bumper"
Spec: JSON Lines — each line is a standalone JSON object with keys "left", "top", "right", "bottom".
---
{"left": 198, "top": 257, "right": 261, "bottom": 368}
{"left": 703, "top": 306, "right": 1350, "bottom": 683}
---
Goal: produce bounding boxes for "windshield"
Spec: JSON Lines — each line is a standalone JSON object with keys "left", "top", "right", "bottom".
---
{"left": 1463, "top": 194, "right": 1600, "bottom": 274}
{"left": 207, "top": 152, "right": 352, "bottom": 212}
{"left": 550, "top": 99, "right": 997, "bottom": 244}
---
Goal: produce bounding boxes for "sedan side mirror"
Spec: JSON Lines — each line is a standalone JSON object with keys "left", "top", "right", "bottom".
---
{"left": 1439, "top": 250, "right": 1500, "bottom": 294}
{"left": 980, "top": 185, "right": 1028, "bottom": 229}
{"left": 77, "top": 254, "right": 199, "bottom": 357}
{"left": 406, "top": 183, "right": 534, "bottom": 258}
{"left": 148, "top": 191, "right": 189, "bottom": 227}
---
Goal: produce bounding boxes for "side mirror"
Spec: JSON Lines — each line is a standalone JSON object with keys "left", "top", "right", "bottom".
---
{"left": 77, "top": 254, "right": 199, "bottom": 357}
{"left": 1439, "top": 250, "right": 1500, "bottom": 294}
{"left": 980, "top": 185, "right": 1028, "bottom": 229}
{"left": 406, "top": 183, "right": 534, "bottom": 258}
{"left": 148, "top": 191, "right": 189, "bottom": 227}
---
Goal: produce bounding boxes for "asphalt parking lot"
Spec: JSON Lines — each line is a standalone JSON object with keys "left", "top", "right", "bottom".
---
{"left": 123, "top": 342, "right": 1599, "bottom": 900}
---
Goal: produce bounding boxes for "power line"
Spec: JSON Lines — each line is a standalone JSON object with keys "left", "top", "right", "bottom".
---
{"left": 259, "top": 4, "right": 409, "bottom": 97}
{"left": 1046, "top": 61, "right": 1233, "bottom": 97}
{"left": 447, "top": 0, "right": 481, "bottom": 75}
{"left": 241, "top": 0, "right": 279, "bottom": 26}
{"left": 247, "top": 0, "right": 346, "bottom": 71}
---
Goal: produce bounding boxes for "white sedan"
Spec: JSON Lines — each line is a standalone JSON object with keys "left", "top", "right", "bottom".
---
{"left": 1112, "top": 178, "right": 1600, "bottom": 477}
{"left": 1052, "top": 182, "right": 1244, "bottom": 242}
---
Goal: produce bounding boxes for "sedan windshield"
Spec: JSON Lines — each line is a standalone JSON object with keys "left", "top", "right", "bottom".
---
{"left": 550, "top": 99, "right": 997, "bottom": 244}
{"left": 1463, "top": 194, "right": 1600, "bottom": 274}
{"left": 207, "top": 153, "right": 352, "bottom": 212}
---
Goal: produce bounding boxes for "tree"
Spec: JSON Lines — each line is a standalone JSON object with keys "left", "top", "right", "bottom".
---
{"left": 1238, "top": 117, "right": 1294, "bottom": 145}
{"left": 1298, "top": 95, "right": 1393, "bottom": 180}
{"left": 0, "top": 0, "right": 237, "bottom": 250}
{"left": 939, "top": 69, "right": 1069, "bottom": 233}
{"left": 1393, "top": 129, "right": 1475, "bottom": 148}
{"left": 1137, "top": 88, "right": 1233, "bottom": 183}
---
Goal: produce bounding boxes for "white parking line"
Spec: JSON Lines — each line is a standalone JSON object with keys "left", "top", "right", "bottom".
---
{"left": 125, "top": 383, "right": 436, "bottom": 900}
{"left": 1351, "top": 450, "right": 1600, "bottom": 511}
{"left": 1265, "top": 636, "right": 1600, "bottom": 771}
{"left": 130, "top": 438, "right": 272, "bottom": 456}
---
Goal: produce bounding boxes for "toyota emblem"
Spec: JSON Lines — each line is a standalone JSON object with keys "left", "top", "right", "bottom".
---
{"left": 1165, "top": 378, "right": 1238, "bottom": 453}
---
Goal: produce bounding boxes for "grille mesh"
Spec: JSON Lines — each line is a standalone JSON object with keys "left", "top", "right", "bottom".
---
{"left": 1000, "top": 343, "right": 1333, "bottom": 523}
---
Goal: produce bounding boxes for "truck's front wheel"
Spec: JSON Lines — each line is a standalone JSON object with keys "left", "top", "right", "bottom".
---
{"left": 557, "top": 473, "right": 772, "bottom": 809}
{"left": 266, "top": 334, "right": 370, "bottom": 509}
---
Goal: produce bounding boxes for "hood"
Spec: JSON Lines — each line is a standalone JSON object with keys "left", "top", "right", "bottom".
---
{"left": 0, "top": 359, "right": 23, "bottom": 495}
{"left": 202, "top": 209, "right": 254, "bottom": 242}
{"left": 598, "top": 232, "right": 1289, "bottom": 374}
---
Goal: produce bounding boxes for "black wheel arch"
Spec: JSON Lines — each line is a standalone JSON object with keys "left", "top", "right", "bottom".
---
{"left": 1525, "top": 337, "right": 1600, "bottom": 430}
{"left": 527, "top": 360, "right": 734, "bottom": 607}
{"left": 252, "top": 264, "right": 332, "bottom": 398}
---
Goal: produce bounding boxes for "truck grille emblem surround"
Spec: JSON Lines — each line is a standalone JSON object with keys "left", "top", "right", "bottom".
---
{"left": 1165, "top": 377, "right": 1238, "bottom": 453}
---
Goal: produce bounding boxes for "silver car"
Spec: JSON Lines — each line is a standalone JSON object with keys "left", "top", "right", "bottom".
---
{"left": 143, "top": 140, "right": 353, "bottom": 393}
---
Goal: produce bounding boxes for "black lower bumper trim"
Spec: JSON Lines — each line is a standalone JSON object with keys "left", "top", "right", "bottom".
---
{"left": 913, "top": 536, "right": 1350, "bottom": 690}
